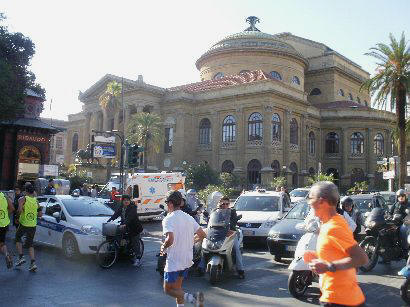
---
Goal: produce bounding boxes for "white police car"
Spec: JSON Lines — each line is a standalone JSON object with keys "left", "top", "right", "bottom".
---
{"left": 35, "top": 194, "right": 115, "bottom": 258}
{"left": 234, "top": 189, "right": 289, "bottom": 239}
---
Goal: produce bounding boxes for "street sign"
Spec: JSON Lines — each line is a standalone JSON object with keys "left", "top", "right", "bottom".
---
{"left": 87, "top": 171, "right": 93, "bottom": 178}
{"left": 383, "top": 170, "right": 395, "bottom": 180}
{"left": 41, "top": 164, "right": 59, "bottom": 177}
{"left": 93, "top": 144, "right": 116, "bottom": 159}
{"left": 94, "top": 135, "right": 116, "bottom": 143}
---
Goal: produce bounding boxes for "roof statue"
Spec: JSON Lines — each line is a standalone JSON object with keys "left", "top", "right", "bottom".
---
{"left": 244, "top": 16, "right": 260, "bottom": 32}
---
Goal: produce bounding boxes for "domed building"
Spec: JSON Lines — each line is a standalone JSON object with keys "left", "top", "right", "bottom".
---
{"left": 65, "top": 17, "right": 394, "bottom": 190}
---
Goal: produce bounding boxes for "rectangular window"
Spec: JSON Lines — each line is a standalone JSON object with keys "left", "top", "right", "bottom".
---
{"left": 56, "top": 137, "right": 63, "bottom": 149}
{"left": 164, "top": 127, "right": 173, "bottom": 153}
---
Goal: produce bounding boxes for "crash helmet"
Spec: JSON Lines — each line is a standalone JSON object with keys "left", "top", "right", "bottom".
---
{"left": 187, "top": 189, "right": 197, "bottom": 195}
{"left": 341, "top": 196, "right": 354, "bottom": 209}
{"left": 396, "top": 189, "right": 407, "bottom": 197}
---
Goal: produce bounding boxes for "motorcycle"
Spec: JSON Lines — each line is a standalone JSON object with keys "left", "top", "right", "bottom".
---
{"left": 359, "top": 207, "right": 408, "bottom": 272}
{"left": 397, "top": 211, "right": 410, "bottom": 304}
{"left": 288, "top": 216, "right": 320, "bottom": 298}
{"left": 201, "top": 208, "right": 243, "bottom": 284}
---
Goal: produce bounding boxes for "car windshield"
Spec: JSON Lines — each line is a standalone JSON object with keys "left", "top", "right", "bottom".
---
{"left": 284, "top": 202, "right": 309, "bottom": 220}
{"left": 62, "top": 198, "right": 114, "bottom": 217}
{"left": 380, "top": 194, "right": 395, "bottom": 204}
{"left": 235, "top": 195, "right": 279, "bottom": 212}
{"left": 290, "top": 190, "right": 308, "bottom": 198}
{"left": 352, "top": 197, "right": 373, "bottom": 213}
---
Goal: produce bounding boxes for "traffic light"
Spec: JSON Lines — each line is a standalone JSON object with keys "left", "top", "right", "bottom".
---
{"left": 127, "top": 144, "right": 140, "bottom": 168}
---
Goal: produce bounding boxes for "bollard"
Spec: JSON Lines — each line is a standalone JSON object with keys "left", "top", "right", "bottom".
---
{"left": 196, "top": 291, "right": 204, "bottom": 307}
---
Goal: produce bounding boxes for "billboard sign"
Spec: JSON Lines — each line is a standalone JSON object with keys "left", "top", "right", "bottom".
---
{"left": 94, "top": 135, "right": 116, "bottom": 143}
{"left": 93, "top": 144, "right": 116, "bottom": 159}
{"left": 41, "top": 164, "right": 59, "bottom": 177}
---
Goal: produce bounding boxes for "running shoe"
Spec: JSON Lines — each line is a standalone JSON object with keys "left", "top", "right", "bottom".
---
{"left": 15, "top": 257, "right": 26, "bottom": 267}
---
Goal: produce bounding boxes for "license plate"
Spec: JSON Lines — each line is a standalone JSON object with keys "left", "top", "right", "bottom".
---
{"left": 285, "top": 245, "right": 296, "bottom": 251}
{"left": 243, "top": 230, "right": 255, "bottom": 236}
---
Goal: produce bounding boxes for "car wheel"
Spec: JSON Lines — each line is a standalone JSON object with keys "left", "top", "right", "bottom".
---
{"left": 62, "top": 233, "right": 79, "bottom": 259}
{"left": 274, "top": 255, "right": 282, "bottom": 262}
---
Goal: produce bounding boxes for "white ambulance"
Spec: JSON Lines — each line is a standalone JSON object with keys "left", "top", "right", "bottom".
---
{"left": 124, "top": 172, "right": 185, "bottom": 220}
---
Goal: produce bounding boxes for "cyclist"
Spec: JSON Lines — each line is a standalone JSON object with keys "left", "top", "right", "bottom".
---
{"left": 107, "top": 194, "right": 143, "bottom": 267}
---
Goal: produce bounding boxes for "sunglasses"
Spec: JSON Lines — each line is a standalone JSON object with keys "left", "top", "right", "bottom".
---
{"left": 220, "top": 202, "right": 230, "bottom": 206}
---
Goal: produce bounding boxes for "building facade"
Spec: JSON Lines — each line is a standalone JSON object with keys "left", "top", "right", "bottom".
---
{"left": 41, "top": 118, "right": 68, "bottom": 165}
{"left": 65, "top": 17, "right": 395, "bottom": 190}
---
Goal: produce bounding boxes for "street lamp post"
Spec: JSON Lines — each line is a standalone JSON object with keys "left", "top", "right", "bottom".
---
{"left": 109, "top": 130, "right": 125, "bottom": 194}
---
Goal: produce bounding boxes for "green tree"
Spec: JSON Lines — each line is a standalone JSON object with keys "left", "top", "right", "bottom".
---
{"left": 307, "top": 172, "right": 335, "bottom": 186}
{"left": 271, "top": 176, "right": 287, "bottom": 189}
{"left": 0, "top": 13, "right": 45, "bottom": 120}
{"left": 98, "top": 80, "right": 122, "bottom": 111}
{"left": 219, "top": 172, "right": 241, "bottom": 189}
{"left": 361, "top": 32, "right": 410, "bottom": 188}
{"left": 185, "top": 162, "right": 220, "bottom": 191}
{"left": 348, "top": 181, "right": 369, "bottom": 194}
{"left": 126, "top": 112, "right": 163, "bottom": 172}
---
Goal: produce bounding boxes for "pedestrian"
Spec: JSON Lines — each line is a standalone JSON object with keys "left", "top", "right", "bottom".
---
{"left": 80, "top": 183, "right": 90, "bottom": 196}
{"left": 90, "top": 185, "right": 98, "bottom": 198}
{"left": 281, "top": 186, "right": 291, "bottom": 208}
{"left": 15, "top": 184, "right": 42, "bottom": 272}
{"left": 44, "top": 179, "right": 56, "bottom": 195}
{"left": 0, "top": 191, "right": 14, "bottom": 269}
{"left": 13, "top": 186, "right": 23, "bottom": 227}
{"left": 305, "top": 181, "right": 368, "bottom": 307}
{"left": 161, "top": 190, "right": 206, "bottom": 306}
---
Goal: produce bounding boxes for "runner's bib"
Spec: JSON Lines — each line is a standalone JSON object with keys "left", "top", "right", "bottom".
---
{"left": 0, "top": 193, "right": 10, "bottom": 227}
{"left": 19, "top": 196, "right": 38, "bottom": 227}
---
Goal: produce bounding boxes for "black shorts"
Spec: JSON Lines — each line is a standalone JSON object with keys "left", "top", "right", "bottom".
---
{"left": 0, "top": 225, "right": 9, "bottom": 243}
{"left": 15, "top": 225, "right": 36, "bottom": 247}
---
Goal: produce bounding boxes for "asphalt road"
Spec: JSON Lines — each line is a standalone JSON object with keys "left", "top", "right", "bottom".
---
{"left": 0, "top": 221, "right": 408, "bottom": 307}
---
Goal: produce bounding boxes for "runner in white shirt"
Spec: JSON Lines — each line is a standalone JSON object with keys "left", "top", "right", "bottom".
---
{"left": 161, "top": 190, "right": 206, "bottom": 307}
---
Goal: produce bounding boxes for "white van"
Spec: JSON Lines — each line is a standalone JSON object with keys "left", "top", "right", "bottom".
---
{"left": 125, "top": 172, "right": 185, "bottom": 220}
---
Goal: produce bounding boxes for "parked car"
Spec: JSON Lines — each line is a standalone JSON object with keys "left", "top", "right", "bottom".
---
{"left": 349, "top": 193, "right": 388, "bottom": 224}
{"left": 289, "top": 188, "right": 310, "bottom": 203}
{"left": 267, "top": 201, "right": 310, "bottom": 262}
{"left": 377, "top": 191, "right": 396, "bottom": 210}
{"left": 234, "top": 189, "right": 289, "bottom": 240}
{"left": 36, "top": 194, "right": 116, "bottom": 258}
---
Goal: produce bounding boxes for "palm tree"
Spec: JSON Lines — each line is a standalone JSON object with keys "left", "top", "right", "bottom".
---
{"left": 99, "top": 81, "right": 122, "bottom": 111}
{"left": 126, "top": 112, "right": 163, "bottom": 172}
{"left": 361, "top": 32, "right": 410, "bottom": 188}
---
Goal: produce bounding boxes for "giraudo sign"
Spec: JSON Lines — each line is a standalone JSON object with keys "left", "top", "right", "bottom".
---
{"left": 17, "top": 134, "right": 49, "bottom": 143}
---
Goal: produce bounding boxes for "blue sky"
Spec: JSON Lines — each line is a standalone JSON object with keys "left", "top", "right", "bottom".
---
{"left": 2, "top": 0, "right": 409, "bottom": 120}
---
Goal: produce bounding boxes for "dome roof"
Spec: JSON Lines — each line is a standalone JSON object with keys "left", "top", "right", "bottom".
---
{"left": 196, "top": 17, "right": 306, "bottom": 68}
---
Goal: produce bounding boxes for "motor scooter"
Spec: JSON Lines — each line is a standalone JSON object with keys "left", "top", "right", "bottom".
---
{"left": 201, "top": 208, "right": 243, "bottom": 284}
{"left": 397, "top": 209, "right": 410, "bottom": 304}
{"left": 287, "top": 215, "right": 320, "bottom": 298}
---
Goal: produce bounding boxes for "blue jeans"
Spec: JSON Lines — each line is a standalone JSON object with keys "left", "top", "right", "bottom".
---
{"left": 199, "top": 236, "right": 243, "bottom": 271}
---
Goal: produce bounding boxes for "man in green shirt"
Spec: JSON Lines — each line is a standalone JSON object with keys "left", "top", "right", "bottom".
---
{"left": 15, "top": 184, "right": 42, "bottom": 272}
{"left": 0, "top": 191, "right": 14, "bottom": 269}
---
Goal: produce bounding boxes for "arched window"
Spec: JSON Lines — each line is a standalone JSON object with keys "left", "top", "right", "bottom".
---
{"left": 289, "top": 162, "right": 298, "bottom": 187}
{"left": 247, "top": 159, "right": 262, "bottom": 184}
{"left": 325, "top": 132, "right": 339, "bottom": 154}
{"left": 291, "top": 76, "right": 300, "bottom": 85}
{"left": 308, "top": 131, "right": 315, "bottom": 155}
{"left": 248, "top": 112, "right": 263, "bottom": 141}
{"left": 213, "top": 72, "right": 224, "bottom": 80}
{"left": 348, "top": 93, "right": 353, "bottom": 101}
{"left": 309, "top": 167, "right": 316, "bottom": 176}
{"left": 271, "top": 160, "right": 280, "bottom": 178}
{"left": 357, "top": 97, "right": 361, "bottom": 104}
{"left": 310, "top": 88, "right": 321, "bottom": 96}
{"left": 222, "top": 115, "right": 236, "bottom": 142}
{"left": 71, "top": 133, "right": 78, "bottom": 153}
{"left": 221, "top": 160, "right": 234, "bottom": 173}
{"left": 338, "top": 89, "right": 345, "bottom": 97}
{"left": 270, "top": 71, "right": 282, "bottom": 80}
{"left": 239, "top": 70, "right": 250, "bottom": 75}
{"left": 374, "top": 133, "right": 384, "bottom": 156}
{"left": 272, "top": 113, "right": 281, "bottom": 142}
{"left": 351, "top": 132, "right": 364, "bottom": 155}
{"left": 199, "top": 118, "right": 211, "bottom": 145}
{"left": 290, "top": 118, "right": 298, "bottom": 145}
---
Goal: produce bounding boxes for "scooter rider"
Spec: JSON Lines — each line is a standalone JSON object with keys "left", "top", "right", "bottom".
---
{"left": 198, "top": 196, "right": 245, "bottom": 279}
{"left": 389, "top": 189, "right": 410, "bottom": 253}
{"left": 341, "top": 196, "right": 362, "bottom": 241}
{"left": 107, "top": 194, "right": 143, "bottom": 267}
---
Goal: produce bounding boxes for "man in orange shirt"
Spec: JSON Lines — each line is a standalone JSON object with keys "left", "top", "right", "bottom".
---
{"left": 305, "top": 181, "right": 369, "bottom": 307}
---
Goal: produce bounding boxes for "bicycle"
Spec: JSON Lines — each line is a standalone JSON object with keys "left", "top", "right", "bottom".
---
{"left": 96, "top": 223, "right": 144, "bottom": 269}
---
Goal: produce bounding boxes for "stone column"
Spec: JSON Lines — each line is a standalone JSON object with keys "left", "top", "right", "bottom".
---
{"left": 233, "top": 106, "right": 246, "bottom": 183}
{"left": 283, "top": 110, "right": 290, "bottom": 171}
{"left": 102, "top": 109, "right": 109, "bottom": 131}
{"left": 340, "top": 128, "right": 345, "bottom": 176}
{"left": 113, "top": 109, "right": 120, "bottom": 130}
{"left": 83, "top": 113, "right": 91, "bottom": 146}
{"left": 124, "top": 105, "right": 131, "bottom": 136}
{"left": 300, "top": 114, "right": 307, "bottom": 186}
{"left": 210, "top": 111, "right": 219, "bottom": 170}
{"left": 367, "top": 128, "right": 374, "bottom": 188}
{"left": 261, "top": 105, "right": 273, "bottom": 187}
